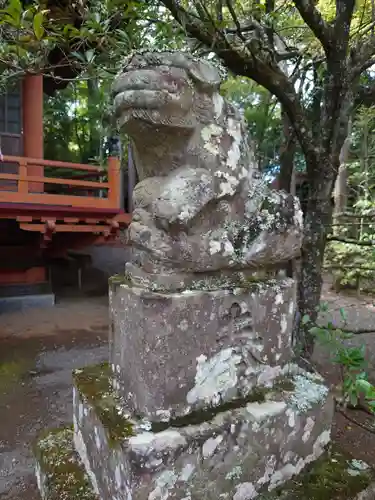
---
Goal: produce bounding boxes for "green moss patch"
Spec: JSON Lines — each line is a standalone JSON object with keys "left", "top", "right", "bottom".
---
{"left": 152, "top": 385, "right": 271, "bottom": 432}
{"left": 259, "top": 447, "right": 374, "bottom": 500}
{"left": 73, "top": 363, "right": 299, "bottom": 438}
{"left": 0, "top": 357, "right": 35, "bottom": 393}
{"left": 272, "top": 375, "right": 296, "bottom": 393}
{"left": 73, "top": 363, "right": 134, "bottom": 447}
{"left": 109, "top": 274, "right": 131, "bottom": 289}
{"left": 34, "top": 427, "right": 98, "bottom": 500}
{"left": 115, "top": 272, "right": 284, "bottom": 294}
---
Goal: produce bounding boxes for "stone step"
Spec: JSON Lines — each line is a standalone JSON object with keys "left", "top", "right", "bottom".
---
{"left": 34, "top": 426, "right": 99, "bottom": 500}
{"left": 71, "top": 362, "right": 336, "bottom": 499}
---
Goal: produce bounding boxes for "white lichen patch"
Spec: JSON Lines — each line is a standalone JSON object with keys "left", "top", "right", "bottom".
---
{"left": 233, "top": 482, "right": 257, "bottom": 500}
{"left": 289, "top": 374, "right": 329, "bottom": 413}
{"left": 178, "top": 319, "right": 189, "bottom": 331}
{"left": 246, "top": 401, "right": 286, "bottom": 422}
{"left": 213, "top": 92, "right": 224, "bottom": 118}
{"left": 186, "top": 348, "right": 241, "bottom": 406}
{"left": 302, "top": 417, "right": 315, "bottom": 443}
{"left": 209, "top": 230, "right": 235, "bottom": 257}
{"left": 347, "top": 459, "right": 370, "bottom": 476}
{"left": 280, "top": 314, "right": 287, "bottom": 334}
{"left": 115, "top": 464, "right": 122, "bottom": 489}
{"left": 257, "top": 454, "right": 277, "bottom": 486}
{"left": 94, "top": 426, "right": 101, "bottom": 450}
{"left": 225, "top": 465, "right": 242, "bottom": 481}
{"left": 267, "top": 428, "right": 332, "bottom": 489}
{"left": 269, "top": 462, "right": 298, "bottom": 490}
{"left": 201, "top": 124, "right": 223, "bottom": 156}
{"left": 78, "top": 401, "right": 84, "bottom": 423}
{"left": 73, "top": 428, "right": 100, "bottom": 495}
{"left": 275, "top": 293, "right": 284, "bottom": 305}
{"left": 209, "top": 240, "right": 222, "bottom": 255}
{"left": 286, "top": 408, "right": 295, "bottom": 428}
{"left": 202, "top": 435, "right": 223, "bottom": 458}
{"left": 179, "top": 463, "right": 195, "bottom": 481}
{"left": 130, "top": 430, "right": 186, "bottom": 456}
{"left": 214, "top": 170, "right": 239, "bottom": 197}
{"left": 155, "top": 409, "right": 172, "bottom": 422}
{"left": 226, "top": 118, "right": 242, "bottom": 171}
{"left": 148, "top": 469, "right": 178, "bottom": 500}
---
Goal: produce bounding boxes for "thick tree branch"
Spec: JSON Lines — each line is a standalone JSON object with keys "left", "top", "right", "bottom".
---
{"left": 351, "top": 36, "right": 375, "bottom": 76}
{"left": 292, "top": 0, "right": 334, "bottom": 53}
{"left": 355, "top": 81, "right": 375, "bottom": 107}
{"left": 333, "top": 0, "right": 356, "bottom": 54}
{"left": 160, "top": 0, "right": 319, "bottom": 167}
{"left": 327, "top": 236, "right": 375, "bottom": 246}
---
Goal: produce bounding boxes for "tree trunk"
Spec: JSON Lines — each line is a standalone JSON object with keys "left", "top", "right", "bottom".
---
{"left": 86, "top": 78, "right": 100, "bottom": 163}
{"left": 278, "top": 108, "right": 297, "bottom": 192}
{"left": 333, "top": 118, "right": 352, "bottom": 217}
{"left": 294, "top": 157, "right": 337, "bottom": 357}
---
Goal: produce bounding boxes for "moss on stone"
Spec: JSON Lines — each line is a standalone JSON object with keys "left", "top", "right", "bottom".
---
{"left": 259, "top": 447, "right": 374, "bottom": 500}
{"left": 151, "top": 386, "right": 271, "bottom": 432}
{"left": 121, "top": 270, "right": 283, "bottom": 295}
{"left": 272, "top": 375, "right": 296, "bottom": 393}
{"left": 73, "top": 363, "right": 135, "bottom": 447}
{"left": 109, "top": 273, "right": 132, "bottom": 290}
{"left": 34, "top": 427, "right": 98, "bottom": 500}
{"left": 0, "top": 357, "right": 34, "bottom": 393}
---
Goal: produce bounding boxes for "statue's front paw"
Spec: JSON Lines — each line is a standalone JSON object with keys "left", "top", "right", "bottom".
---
{"left": 151, "top": 167, "right": 215, "bottom": 225}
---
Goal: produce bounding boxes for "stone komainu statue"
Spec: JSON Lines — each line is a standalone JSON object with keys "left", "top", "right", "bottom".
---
{"left": 112, "top": 51, "right": 303, "bottom": 288}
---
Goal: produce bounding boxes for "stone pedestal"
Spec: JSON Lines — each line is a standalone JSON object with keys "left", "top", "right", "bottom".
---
{"left": 71, "top": 363, "right": 333, "bottom": 500}
{"left": 34, "top": 273, "right": 339, "bottom": 500}
{"left": 109, "top": 277, "right": 295, "bottom": 421}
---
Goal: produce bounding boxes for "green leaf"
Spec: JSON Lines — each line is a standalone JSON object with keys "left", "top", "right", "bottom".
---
{"left": 319, "top": 301, "right": 329, "bottom": 312}
{"left": 302, "top": 314, "right": 310, "bottom": 325}
{"left": 33, "top": 11, "right": 45, "bottom": 40}
{"left": 339, "top": 307, "right": 348, "bottom": 322}
{"left": 71, "top": 51, "right": 86, "bottom": 63}
{"left": 349, "top": 391, "right": 359, "bottom": 407}
{"left": 85, "top": 49, "right": 95, "bottom": 63}
{"left": 355, "top": 378, "right": 372, "bottom": 395}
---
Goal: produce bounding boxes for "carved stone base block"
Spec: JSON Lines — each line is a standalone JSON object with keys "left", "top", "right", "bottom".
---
{"left": 109, "top": 277, "right": 296, "bottom": 422}
{"left": 72, "top": 363, "right": 334, "bottom": 500}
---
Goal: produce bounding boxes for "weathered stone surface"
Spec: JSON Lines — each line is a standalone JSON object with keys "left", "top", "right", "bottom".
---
{"left": 72, "top": 363, "right": 334, "bottom": 500}
{"left": 257, "top": 448, "right": 375, "bottom": 500}
{"left": 123, "top": 261, "right": 288, "bottom": 293}
{"left": 112, "top": 51, "right": 303, "bottom": 279}
{"left": 34, "top": 427, "right": 99, "bottom": 500}
{"left": 109, "top": 277, "right": 296, "bottom": 421}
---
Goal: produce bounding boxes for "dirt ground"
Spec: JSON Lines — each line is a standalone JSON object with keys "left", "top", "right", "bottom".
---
{"left": 0, "top": 285, "right": 375, "bottom": 499}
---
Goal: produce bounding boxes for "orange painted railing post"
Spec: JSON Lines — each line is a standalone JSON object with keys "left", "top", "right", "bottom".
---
{"left": 22, "top": 74, "right": 44, "bottom": 193}
{"left": 107, "top": 156, "right": 121, "bottom": 209}
{"left": 18, "top": 159, "right": 28, "bottom": 194}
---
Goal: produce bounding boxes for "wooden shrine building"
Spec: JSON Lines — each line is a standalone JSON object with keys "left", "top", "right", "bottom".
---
{"left": 0, "top": 73, "right": 130, "bottom": 303}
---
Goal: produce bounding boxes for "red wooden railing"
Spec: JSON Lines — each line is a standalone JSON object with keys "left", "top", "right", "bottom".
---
{"left": 0, "top": 155, "right": 121, "bottom": 210}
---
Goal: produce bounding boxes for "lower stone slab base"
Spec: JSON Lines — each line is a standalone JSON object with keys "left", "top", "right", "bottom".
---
{"left": 72, "top": 363, "right": 335, "bottom": 499}
{"left": 34, "top": 427, "right": 375, "bottom": 500}
{"left": 34, "top": 427, "right": 99, "bottom": 500}
{"left": 259, "top": 447, "right": 375, "bottom": 500}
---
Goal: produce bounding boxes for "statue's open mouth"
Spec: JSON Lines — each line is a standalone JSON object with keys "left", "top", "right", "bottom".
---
{"left": 113, "top": 67, "right": 188, "bottom": 112}
{"left": 114, "top": 89, "right": 175, "bottom": 112}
